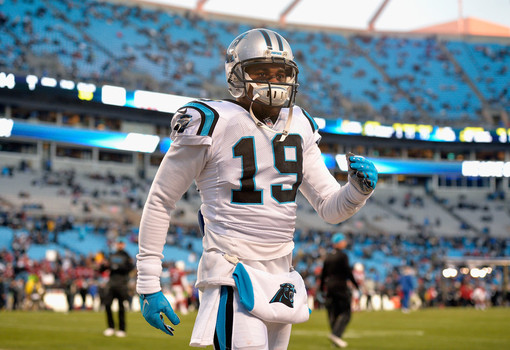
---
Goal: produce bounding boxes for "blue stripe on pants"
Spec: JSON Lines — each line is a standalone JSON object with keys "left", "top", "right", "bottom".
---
{"left": 214, "top": 286, "right": 233, "bottom": 350}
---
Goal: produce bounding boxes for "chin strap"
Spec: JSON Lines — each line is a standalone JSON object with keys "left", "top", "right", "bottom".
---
{"left": 248, "top": 93, "right": 292, "bottom": 142}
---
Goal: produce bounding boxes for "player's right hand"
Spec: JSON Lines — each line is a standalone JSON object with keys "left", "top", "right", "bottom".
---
{"left": 140, "top": 291, "right": 180, "bottom": 336}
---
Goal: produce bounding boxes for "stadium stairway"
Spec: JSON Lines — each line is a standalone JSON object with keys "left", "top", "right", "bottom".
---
{"left": 427, "top": 191, "right": 483, "bottom": 236}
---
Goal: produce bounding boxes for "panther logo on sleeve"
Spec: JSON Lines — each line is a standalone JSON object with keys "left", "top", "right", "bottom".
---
{"left": 269, "top": 283, "right": 296, "bottom": 308}
{"left": 173, "top": 109, "right": 193, "bottom": 133}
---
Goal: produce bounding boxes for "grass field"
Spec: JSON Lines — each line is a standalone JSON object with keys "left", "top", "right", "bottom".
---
{"left": 1, "top": 307, "right": 509, "bottom": 349}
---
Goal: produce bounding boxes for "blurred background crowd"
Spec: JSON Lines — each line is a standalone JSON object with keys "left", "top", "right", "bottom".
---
{"left": 0, "top": 0, "right": 509, "bottom": 314}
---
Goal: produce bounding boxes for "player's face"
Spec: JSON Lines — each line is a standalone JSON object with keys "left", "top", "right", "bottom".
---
{"left": 238, "top": 62, "right": 292, "bottom": 116}
{"left": 245, "top": 63, "right": 288, "bottom": 83}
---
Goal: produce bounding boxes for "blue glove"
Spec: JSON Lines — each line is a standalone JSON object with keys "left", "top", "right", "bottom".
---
{"left": 346, "top": 152, "right": 378, "bottom": 194}
{"left": 140, "top": 291, "right": 180, "bottom": 336}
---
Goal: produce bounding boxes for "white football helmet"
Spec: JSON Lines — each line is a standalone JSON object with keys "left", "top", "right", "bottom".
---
{"left": 225, "top": 28, "right": 299, "bottom": 107}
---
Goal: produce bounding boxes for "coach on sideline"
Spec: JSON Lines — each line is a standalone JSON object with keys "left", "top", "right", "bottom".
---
{"left": 320, "top": 233, "right": 359, "bottom": 348}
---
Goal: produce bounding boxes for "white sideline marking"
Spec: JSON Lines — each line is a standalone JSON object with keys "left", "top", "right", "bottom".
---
{"left": 292, "top": 330, "right": 425, "bottom": 338}
{"left": 346, "top": 330, "right": 425, "bottom": 338}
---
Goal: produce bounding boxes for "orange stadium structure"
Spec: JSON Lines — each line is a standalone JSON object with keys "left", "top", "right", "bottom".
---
{"left": 413, "top": 17, "right": 510, "bottom": 38}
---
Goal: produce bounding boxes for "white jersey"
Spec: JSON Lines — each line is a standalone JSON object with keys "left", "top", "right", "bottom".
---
{"left": 188, "top": 100, "right": 318, "bottom": 243}
{"left": 136, "top": 99, "right": 372, "bottom": 293}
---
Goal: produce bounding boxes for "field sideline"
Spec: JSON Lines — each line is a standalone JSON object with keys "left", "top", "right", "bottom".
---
{"left": 1, "top": 307, "right": 509, "bottom": 349}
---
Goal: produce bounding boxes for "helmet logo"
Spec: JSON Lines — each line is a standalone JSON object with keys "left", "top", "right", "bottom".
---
{"left": 225, "top": 33, "right": 247, "bottom": 63}
{"left": 226, "top": 52, "right": 235, "bottom": 63}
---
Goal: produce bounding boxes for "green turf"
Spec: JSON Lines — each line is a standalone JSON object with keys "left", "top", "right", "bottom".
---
{"left": 1, "top": 307, "right": 509, "bottom": 349}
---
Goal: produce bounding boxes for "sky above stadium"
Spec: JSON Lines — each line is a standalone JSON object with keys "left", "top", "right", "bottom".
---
{"left": 142, "top": 0, "right": 510, "bottom": 32}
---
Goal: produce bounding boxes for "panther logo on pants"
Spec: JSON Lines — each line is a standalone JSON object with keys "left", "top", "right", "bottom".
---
{"left": 269, "top": 283, "right": 296, "bottom": 308}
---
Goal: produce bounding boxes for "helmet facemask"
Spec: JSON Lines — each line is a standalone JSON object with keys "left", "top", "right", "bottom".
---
{"left": 228, "top": 57, "right": 299, "bottom": 108}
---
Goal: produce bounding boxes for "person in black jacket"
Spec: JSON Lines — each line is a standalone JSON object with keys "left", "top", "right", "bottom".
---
{"left": 101, "top": 238, "right": 134, "bottom": 337}
{"left": 320, "top": 233, "right": 359, "bottom": 348}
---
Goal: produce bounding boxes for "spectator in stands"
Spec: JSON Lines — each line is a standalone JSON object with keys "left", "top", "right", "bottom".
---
{"left": 136, "top": 28, "right": 377, "bottom": 349}
{"left": 352, "top": 262, "right": 365, "bottom": 311}
{"left": 24, "top": 273, "right": 45, "bottom": 310}
{"left": 76, "top": 276, "right": 89, "bottom": 310}
{"left": 62, "top": 270, "right": 77, "bottom": 312}
{"left": 472, "top": 282, "right": 488, "bottom": 310}
{"left": 424, "top": 285, "right": 439, "bottom": 307}
{"left": 459, "top": 278, "right": 474, "bottom": 307}
{"left": 168, "top": 260, "right": 190, "bottom": 315}
{"left": 9, "top": 278, "right": 24, "bottom": 310}
{"left": 364, "top": 275, "right": 377, "bottom": 311}
{"left": 0, "top": 274, "right": 6, "bottom": 310}
{"left": 100, "top": 238, "right": 134, "bottom": 337}
{"left": 320, "top": 233, "right": 360, "bottom": 348}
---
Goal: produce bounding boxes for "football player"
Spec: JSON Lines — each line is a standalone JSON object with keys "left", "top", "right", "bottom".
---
{"left": 136, "top": 28, "right": 378, "bottom": 349}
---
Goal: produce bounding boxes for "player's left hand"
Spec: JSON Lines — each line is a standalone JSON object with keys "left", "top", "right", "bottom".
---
{"left": 346, "top": 152, "right": 378, "bottom": 194}
{"left": 140, "top": 291, "right": 181, "bottom": 336}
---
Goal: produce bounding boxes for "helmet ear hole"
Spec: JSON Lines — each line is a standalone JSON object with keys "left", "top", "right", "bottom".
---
{"left": 227, "top": 65, "right": 247, "bottom": 98}
{"left": 228, "top": 86, "right": 244, "bottom": 99}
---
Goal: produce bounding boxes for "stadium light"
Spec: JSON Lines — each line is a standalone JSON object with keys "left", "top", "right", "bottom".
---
{"left": 26, "top": 75, "right": 38, "bottom": 90}
{"left": 77, "top": 82, "right": 96, "bottom": 101}
{"left": 4, "top": 72, "right": 510, "bottom": 146}
{"left": 0, "top": 118, "right": 14, "bottom": 137}
{"left": 460, "top": 127, "right": 493, "bottom": 143}
{"left": 462, "top": 161, "right": 510, "bottom": 177}
{"left": 102, "top": 85, "right": 127, "bottom": 106}
{"left": 363, "top": 121, "right": 394, "bottom": 138}
{"left": 119, "top": 133, "right": 160, "bottom": 153}
{"left": 442, "top": 267, "right": 458, "bottom": 278}
{"left": 133, "top": 90, "right": 194, "bottom": 113}
{"left": 469, "top": 267, "right": 492, "bottom": 279}
{"left": 59, "top": 79, "right": 75, "bottom": 90}
{"left": 0, "top": 72, "right": 15, "bottom": 89}
{"left": 41, "top": 77, "right": 58, "bottom": 88}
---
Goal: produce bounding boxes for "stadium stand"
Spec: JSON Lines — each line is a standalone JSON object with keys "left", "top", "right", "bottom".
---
{"left": 1, "top": 0, "right": 508, "bottom": 125}
{"left": 1, "top": 165, "right": 509, "bottom": 311}
{"left": 0, "top": 0, "right": 509, "bottom": 312}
